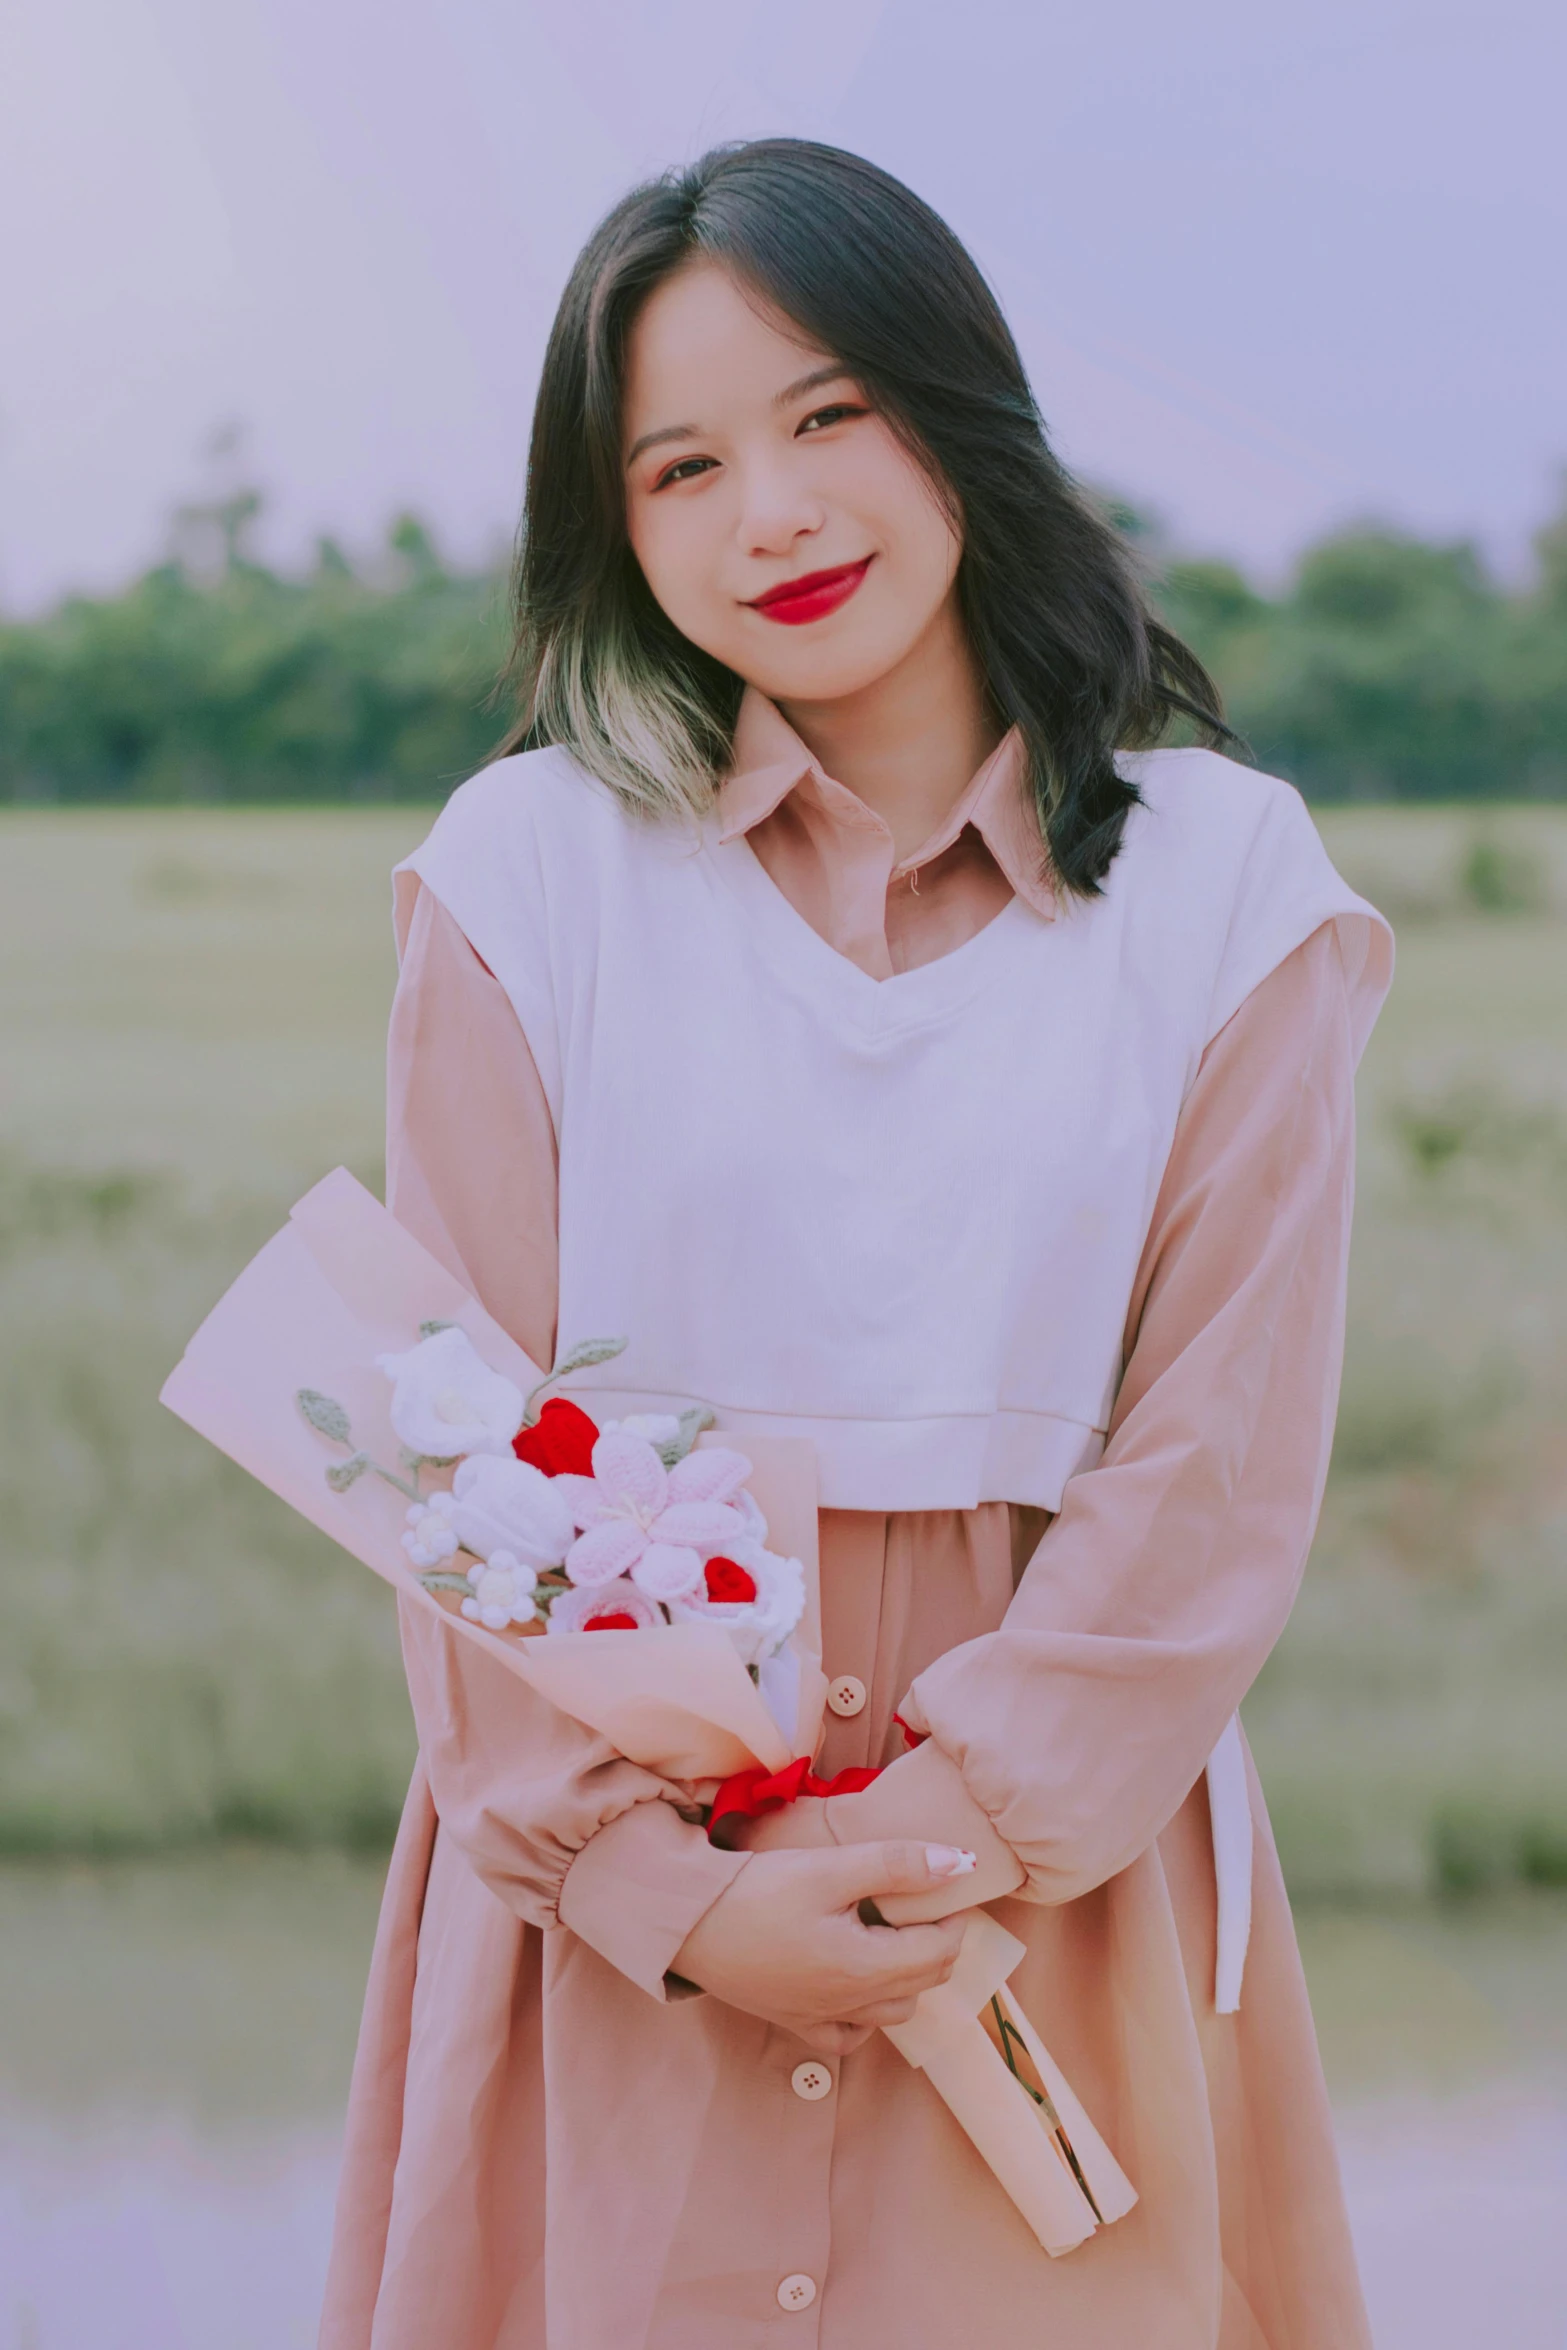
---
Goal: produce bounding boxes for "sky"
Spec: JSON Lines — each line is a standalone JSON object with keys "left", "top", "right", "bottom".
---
{"left": 1, "top": 0, "right": 1562, "bottom": 609}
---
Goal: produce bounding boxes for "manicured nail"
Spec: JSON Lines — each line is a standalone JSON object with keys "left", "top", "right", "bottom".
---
{"left": 925, "top": 1845, "right": 977, "bottom": 1880}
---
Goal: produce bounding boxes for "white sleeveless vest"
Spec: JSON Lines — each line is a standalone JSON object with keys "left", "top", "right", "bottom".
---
{"left": 398, "top": 744, "right": 1390, "bottom": 1516}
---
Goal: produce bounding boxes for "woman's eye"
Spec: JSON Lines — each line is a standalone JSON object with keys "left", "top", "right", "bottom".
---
{"left": 653, "top": 455, "right": 717, "bottom": 490}
{"left": 798, "top": 403, "right": 864, "bottom": 435}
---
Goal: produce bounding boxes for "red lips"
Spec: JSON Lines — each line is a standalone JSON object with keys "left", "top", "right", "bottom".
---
{"left": 746, "top": 557, "right": 872, "bottom": 626}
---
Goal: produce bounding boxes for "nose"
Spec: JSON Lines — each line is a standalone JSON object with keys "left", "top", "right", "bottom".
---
{"left": 733, "top": 452, "right": 824, "bottom": 560}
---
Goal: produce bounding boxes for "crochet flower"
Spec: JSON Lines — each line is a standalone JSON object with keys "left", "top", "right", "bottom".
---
{"left": 460, "top": 1549, "right": 539, "bottom": 1631}
{"left": 448, "top": 1453, "right": 574, "bottom": 1567}
{"left": 601, "top": 1412, "right": 682, "bottom": 1446}
{"left": 376, "top": 1327, "right": 525, "bottom": 1458}
{"left": 402, "top": 1490, "right": 460, "bottom": 1568}
{"left": 512, "top": 1397, "right": 599, "bottom": 1477}
{"left": 554, "top": 1431, "right": 752, "bottom": 1601}
{"left": 703, "top": 1556, "right": 759, "bottom": 1604}
{"left": 730, "top": 1486, "right": 769, "bottom": 1547}
{"left": 668, "top": 1540, "right": 807, "bottom": 1667}
{"left": 546, "top": 1577, "right": 663, "bottom": 1635}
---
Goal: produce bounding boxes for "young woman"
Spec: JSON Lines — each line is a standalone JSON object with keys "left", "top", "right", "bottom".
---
{"left": 320, "top": 141, "right": 1391, "bottom": 2350}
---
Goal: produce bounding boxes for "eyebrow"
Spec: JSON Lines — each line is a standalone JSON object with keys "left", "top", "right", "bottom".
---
{"left": 624, "top": 365, "right": 856, "bottom": 470}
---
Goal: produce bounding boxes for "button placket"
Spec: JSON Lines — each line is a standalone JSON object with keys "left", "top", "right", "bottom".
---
{"left": 759, "top": 2030, "right": 837, "bottom": 2332}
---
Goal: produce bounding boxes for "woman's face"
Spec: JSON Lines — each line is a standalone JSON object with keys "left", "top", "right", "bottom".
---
{"left": 622, "top": 262, "right": 963, "bottom": 706}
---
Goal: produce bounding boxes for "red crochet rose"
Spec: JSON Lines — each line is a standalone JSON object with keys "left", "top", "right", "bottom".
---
{"left": 703, "top": 1555, "right": 758, "bottom": 1604}
{"left": 583, "top": 1609, "right": 640, "bottom": 1631}
{"left": 512, "top": 1397, "right": 599, "bottom": 1477}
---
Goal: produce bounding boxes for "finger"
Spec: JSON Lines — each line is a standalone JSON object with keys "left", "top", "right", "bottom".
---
{"left": 837, "top": 1994, "right": 921, "bottom": 2028}
{"left": 889, "top": 1912, "right": 966, "bottom": 1963}
{"left": 798, "top": 2021, "right": 875, "bottom": 2056}
{"left": 858, "top": 1893, "right": 972, "bottom": 1937}
{"left": 847, "top": 1916, "right": 965, "bottom": 1994}
{"left": 817, "top": 1839, "right": 980, "bottom": 1911}
{"left": 871, "top": 1883, "right": 984, "bottom": 1927}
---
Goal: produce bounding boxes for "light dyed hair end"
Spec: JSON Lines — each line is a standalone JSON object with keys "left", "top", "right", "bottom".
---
{"left": 525, "top": 610, "right": 730, "bottom": 825}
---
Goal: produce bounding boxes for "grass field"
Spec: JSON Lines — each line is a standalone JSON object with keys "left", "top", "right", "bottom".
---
{"left": 3, "top": 802, "right": 1566, "bottom": 1894}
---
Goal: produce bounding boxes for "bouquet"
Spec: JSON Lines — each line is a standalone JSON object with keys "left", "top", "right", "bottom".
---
{"left": 161, "top": 1168, "right": 825, "bottom": 1782}
{"left": 161, "top": 1168, "right": 1135, "bottom": 2256}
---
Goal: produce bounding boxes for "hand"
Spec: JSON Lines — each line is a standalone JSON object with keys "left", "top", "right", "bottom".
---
{"left": 671, "top": 1840, "right": 976, "bottom": 2056}
{"left": 725, "top": 1789, "right": 1023, "bottom": 1927}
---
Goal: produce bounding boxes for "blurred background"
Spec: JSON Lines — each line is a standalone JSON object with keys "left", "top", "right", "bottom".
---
{"left": 2, "top": 2, "right": 1565, "bottom": 2344}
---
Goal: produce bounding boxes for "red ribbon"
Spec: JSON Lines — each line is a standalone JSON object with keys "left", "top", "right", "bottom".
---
{"left": 707, "top": 1754, "right": 884, "bottom": 1839}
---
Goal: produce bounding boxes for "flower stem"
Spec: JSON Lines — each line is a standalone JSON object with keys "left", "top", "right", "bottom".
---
{"left": 988, "top": 1998, "right": 1103, "bottom": 2222}
{"left": 369, "top": 1459, "right": 422, "bottom": 1502}
{"left": 520, "top": 1334, "right": 628, "bottom": 1422}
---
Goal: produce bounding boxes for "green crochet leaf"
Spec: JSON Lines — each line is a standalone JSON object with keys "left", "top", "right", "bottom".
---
{"left": 656, "top": 1405, "right": 715, "bottom": 1468}
{"left": 325, "top": 1452, "right": 370, "bottom": 1492}
{"left": 553, "top": 1335, "right": 628, "bottom": 1375}
{"left": 418, "top": 1570, "right": 475, "bottom": 1595}
{"left": 418, "top": 1318, "right": 457, "bottom": 1339}
{"left": 296, "top": 1388, "right": 352, "bottom": 1445}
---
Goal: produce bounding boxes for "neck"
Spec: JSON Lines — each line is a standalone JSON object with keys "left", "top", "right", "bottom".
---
{"left": 775, "top": 595, "right": 1001, "bottom": 862}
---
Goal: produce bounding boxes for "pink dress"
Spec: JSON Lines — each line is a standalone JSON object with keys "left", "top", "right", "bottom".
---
{"left": 320, "top": 693, "right": 1388, "bottom": 2349}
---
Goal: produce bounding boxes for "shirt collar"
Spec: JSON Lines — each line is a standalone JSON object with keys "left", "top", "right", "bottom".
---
{"left": 716, "top": 688, "right": 1056, "bottom": 920}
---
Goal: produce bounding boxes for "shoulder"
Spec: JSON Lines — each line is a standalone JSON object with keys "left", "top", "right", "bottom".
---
{"left": 404, "top": 747, "right": 711, "bottom": 904}
{"left": 408, "top": 746, "right": 623, "bottom": 873}
{"left": 393, "top": 745, "right": 716, "bottom": 1003}
{"left": 1111, "top": 746, "right": 1392, "bottom": 1053}
{"left": 1113, "top": 745, "right": 1318, "bottom": 882}
{"left": 395, "top": 748, "right": 649, "bottom": 943}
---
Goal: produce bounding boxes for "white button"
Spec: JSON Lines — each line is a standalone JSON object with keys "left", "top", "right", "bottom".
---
{"left": 826, "top": 1673, "right": 866, "bottom": 1717}
{"left": 777, "top": 2273, "right": 818, "bottom": 2311}
{"left": 790, "top": 2059, "right": 833, "bottom": 2101}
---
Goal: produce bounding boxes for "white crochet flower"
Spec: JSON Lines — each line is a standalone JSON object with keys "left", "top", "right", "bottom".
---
{"left": 460, "top": 1549, "right": 539, "bottom": 1631}
{"left": 731, "top": 1486, "right": 769, "bottom": 1547}
{"left": 601, "top": 1412, "right": 683, "bottom": 1447}
{"left": 448, "top": 1453, "right": 574, "bottom": 1568}
{"left": 553, "top": 1431, "right": 752, "bottom": 1600}
{"left": 667, "top": 1540, "right": 807, "bottom": 1668}
{"left": 376, "top": 1327, "right": 525, "bottom": 1459}
{"left": 402, "top": 1491, "right": 460, "bottom": 1568}
{"left": 545, "top": 1577, "right": 663, "bottom": 1635}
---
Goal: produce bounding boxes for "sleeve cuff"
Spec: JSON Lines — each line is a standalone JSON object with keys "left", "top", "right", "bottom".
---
{"left": 556, "top": 1798, "right": 752, "bottom": 1999}
{"left": 823, "top": 1736, "right": 1024, "bottom": 1922}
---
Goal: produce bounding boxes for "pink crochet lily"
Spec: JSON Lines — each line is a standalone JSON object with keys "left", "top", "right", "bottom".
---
{"left": 554, "top": 1431, "right": 753, "bottom": 1602}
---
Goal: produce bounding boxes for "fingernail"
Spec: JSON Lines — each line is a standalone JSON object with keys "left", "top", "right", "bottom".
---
{"left": 925, "top": 1845, "right": 977, "bottom": 1880}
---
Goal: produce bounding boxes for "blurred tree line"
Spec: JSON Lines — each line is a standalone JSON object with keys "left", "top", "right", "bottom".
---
{"left": 2, "top": 485, "right": 1565, "bottom": 803}
{"left": 1159, "top": 491, "right": 1567, "bottom": 802}
{"left": 0, "top": 497, "right": 510, "bottom": 805}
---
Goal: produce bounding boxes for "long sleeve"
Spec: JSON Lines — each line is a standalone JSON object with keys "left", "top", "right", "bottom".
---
{"left": 826, "top": 919, "right": 1359, "bottom": 1903}
{"left": 386, "top": 883, "right": 749, "bottom": 1995}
